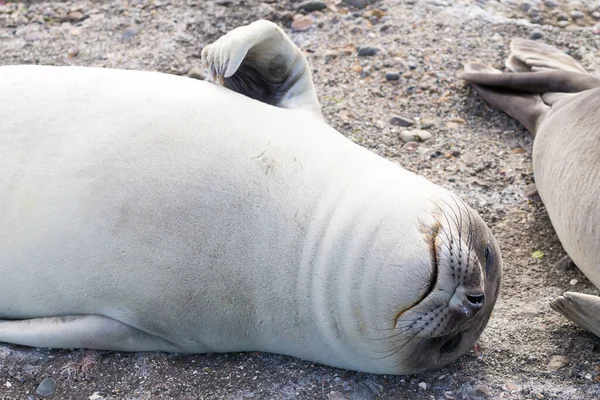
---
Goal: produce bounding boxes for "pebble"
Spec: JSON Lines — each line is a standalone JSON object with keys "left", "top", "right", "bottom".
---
{"left": 27, "top": 396, "right": 36, "bottom": 400}
{"left": 343, "top": 0, "right": 371, "bottom": 9}
{"left": 593, "top": 11, "right": 600, "bottom": 20}
{"left": 558, "top": 20, "right": 569, "bottom": 28}
{"left": 67, "top": 48, "right": 79, "bottom": 58}
{"left": 553, "top": 255, "right": 575, "bottom": 272}
{"left": 24, "top": 31, "right": 45, "bottom": 41}
{"left": 188, "top": 67, "right": 205, "bottom": 80}
{"left": 571, "top": 10, "right": 585, "bottom": 19}
{"left": 35, "top": 377, "right": 56, "bottom": 398}
{"left": 297, "top": 1, "right": 327, "bottom": 12}
{"left": 570, "top": 279, "right": 578, "bottom": 285}
{"left": 89, "top": 393, "right": 105, "bottom": 400}
{"left": 547, "top": 355, "right": 570, "bottom": 371}
{"left": 291, "top": 15, "right": 313, "bottom": 31}
{"left": 390, "top": 116, "right": 413, "bottom": 127}
{"left": 556, "top": 12, "right": 568, "bottom": 21}
{"left": 67, "top": 10, "right": 85, "bottom": 22}
{"left": 385, "top": 72, "right": 400, "bottom": 81}
{"left": 420, "top": 119, "right": 435, "bottom": 129}
{"left": 399, "top": 129, "right": 432, "bottom": 142}
{"left": 406, "top": 60, "right": 418, "bottom": 70}
{"left": 529, "top": 30, "right": 544, "bottom": 40}
{"left": 402, "top": 141, "right": 419, "bottom": 152}
{"left": 418, "top": 382, "right": 427, "bottom": 390}
{"left": 530, "top": 16, "right": 543, "bottom": 24}
{"left": 474, "top": 385, "right": 491, "bottom": 397}
{"left": 357, "top": 46, "right": 378, "bottom": 56}
{"left": 121, "top": 27, "right": 138, "bottom": 40}
{"left": 444, "top": 392, "right": 455, "bottom": 399}
{"left": 505, "top": 382, "right": 520, "bottom": 391}
{"left": 524, "top": 183, "right": 538, "bottom": 198}
{"left": 543, "top": 0, "right": 558, "bottom": 7}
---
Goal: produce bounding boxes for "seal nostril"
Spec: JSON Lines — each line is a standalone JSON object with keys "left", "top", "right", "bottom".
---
{"left": 466, "top": 294, "right": 485, "bottom": 306}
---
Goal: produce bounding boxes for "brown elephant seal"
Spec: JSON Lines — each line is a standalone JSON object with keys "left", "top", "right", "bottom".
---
{"left": 0, "top": 20, "right": 501, "bottom": 375}
{"left": 459, "top": 38, "right": 600, "bottom": 338}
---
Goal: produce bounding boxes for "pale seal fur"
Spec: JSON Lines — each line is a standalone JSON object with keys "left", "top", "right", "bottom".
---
{"left": 0, "top": 20, "right": 501, "bottom": 375}
{"left": 459, "top": 38, "right": 600, "bottom": 338}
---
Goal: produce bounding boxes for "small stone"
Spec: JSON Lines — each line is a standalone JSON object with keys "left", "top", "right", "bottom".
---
{"left": 444, "top": 392, "right": 455, "bottom": 400}
{"left": 403, "top": 141, "right": 419, "bottom": 152}
{"left": 570, "top": 279, "right": 578, "bottom": 285}
{"left": 593, "top": 11, "right": 600, "bottom": 20}
{"left": 89, "top": 393, "right": 105, "bottom": 400}
{"left": 520, "top": 305, "right": 540, "bottom": 317}
{"left": 553, "top": 255, "right": 575, "bottom": 272}
{"left": 521, "top": 2, "right": 532, "bottom": 11}
{"left": 24, "top": 31, "right": 45, "bottom": 41}
{"left": 548, "top": 355, "right": 570, "bottom": 371}
{"left": 505, "top": 382, "right": 520, "bottom": 391}
{"left": 528, "top": 6, "right": 541, "bottom": 17}
{"left": 571, "top": 10, "right": 585, "bottom": 19}
{"left": 524, "top": 183, "right": 538, "bottom": 198}
{"left": 67, "top": 48, "right": 79, "bottom": 58}
{"left": 543, "top": 0, "right": 558, "bottom": 7}
{"left": 342, "top": 0, "right": 372, "bottom": 9}
{"left": 36, "top": 377, "right": 56, "bottom": 398}
{"left": 558, "top": 20, "right": 569, "bottom": 28}
{"left": 390, "top": 116, "right": 414, "bottom": 127}
{"left": 420, "top": 119, "right": 435, "bottom": 129}
{"left": 357, "top": 46, "right": 379, "bottom": 57}
{"left": 188, "top": 67, "right": 205, "bottom": 80}
{"left": 291, "top": 15, "right": 313, "bottom": 31}
{"left": 385, "top": 72, "right": 400, "bottom": 81}
{"left": 121, "top": 27, "right": 139, "bottom": 40}
{"left": 536, "top": 393, "right": 545, "bottom": 399}
{"left": 406, "top": 60, "right": 418, "bottom": 70}
{"left": 4, "top": 381, "right": 11, "bottom": 388}
{"left": 400, "top": 129, "right": 432, "bottom": 142}
{"left": 474, "top": 385, "right": 491, "bottom": 397}
{"left": 529, "top": 30, "right": 544, "bottom": 40}
{"left": 530, "top": 16, "right": 543, "bottom": 24}
{"left": 556, "top": 12, "right": 568, "bottom": 21}
{"left": 27, "top": 396, "right": 36, "bottom": 400}
{"left": 418, "top": 382, "right": 427, "bottom": 390}
{"left": 67, "top": 11, "right": 85, "bottom": 22}
{"left": 297, "top": 1, "right": 327, "bottom": 12}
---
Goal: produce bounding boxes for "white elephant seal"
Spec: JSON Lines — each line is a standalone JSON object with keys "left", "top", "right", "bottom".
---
{"left": 459, "top": 38, "right": 600, "bottom": 338}
{"left": 0, "top": 20, "right": 501, "bottom": 375}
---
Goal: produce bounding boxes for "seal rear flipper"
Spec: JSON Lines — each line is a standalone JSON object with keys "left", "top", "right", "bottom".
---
{"left": 460, "top": 63, "right": 548, "bottom": 134}
{"left": 202, "top": 20, "right": 322, "bottom": 117}
{"left": 0, "top": 315, "right": 182, "bottom": 352}
{"left": 507, "top": 38, "right": 587, "bottom": 74}
{"left": 550, "top": 292, "right": 600, "bottom": 338}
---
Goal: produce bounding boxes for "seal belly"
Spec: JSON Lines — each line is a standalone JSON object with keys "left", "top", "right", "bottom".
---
{"left": 0, "top": 66, "right": 327, "bottom": 347}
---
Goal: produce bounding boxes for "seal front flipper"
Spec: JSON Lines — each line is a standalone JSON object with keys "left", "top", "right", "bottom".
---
{"left": 550, "top": 292, "right": 600, "bottom": 338}
{"left": 202, "top": 19, "right": 322, "bottom": 117}
{"left": 0, "top": 315, "right": 182, "bottom": 352}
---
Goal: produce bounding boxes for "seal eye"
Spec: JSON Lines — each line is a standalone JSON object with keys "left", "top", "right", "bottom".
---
{"left": 484, "top": 245, "right": 494, "bottom": 274}
{"left": 440, "top": 333, "right": 463, "bottom": 354}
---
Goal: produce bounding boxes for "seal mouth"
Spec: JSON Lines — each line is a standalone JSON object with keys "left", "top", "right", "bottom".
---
{"left": 439, "top": 332, "right": 463, "bottom": 354}
{"left": 393, "top": 222, "right": 440, "bottom": 326}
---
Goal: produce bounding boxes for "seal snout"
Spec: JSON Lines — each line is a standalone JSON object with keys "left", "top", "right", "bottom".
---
{"left": 449, "top": 288, "right": 485, "bottom": 320}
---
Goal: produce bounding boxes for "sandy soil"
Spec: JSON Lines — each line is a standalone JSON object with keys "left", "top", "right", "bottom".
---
{"left": 0, "top": 0, "right": 599, "bottom": 399}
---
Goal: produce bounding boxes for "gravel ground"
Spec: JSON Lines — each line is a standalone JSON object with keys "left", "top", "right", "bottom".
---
{"left": 1, "top": 0, "right": 600, "bottom": 399}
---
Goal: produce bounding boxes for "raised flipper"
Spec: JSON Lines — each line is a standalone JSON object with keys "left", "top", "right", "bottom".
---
{"left": 202, "top": 19, "right": 322, "bottom": 117}
{"left": 550, "top": 292, "right": 600, "bottom": 338}
{"left": 0, "top": 315, "right": 182, "bottom": 352}
{"left": 506, "top": 38, "right": 587, "bottom": 73}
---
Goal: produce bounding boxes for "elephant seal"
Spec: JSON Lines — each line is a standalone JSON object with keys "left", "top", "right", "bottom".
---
{"left": 0, "top": 20, "right": 501, "bottom": 375}
{"left": 459, "top": 38, "right": 600, "bottom": 338}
